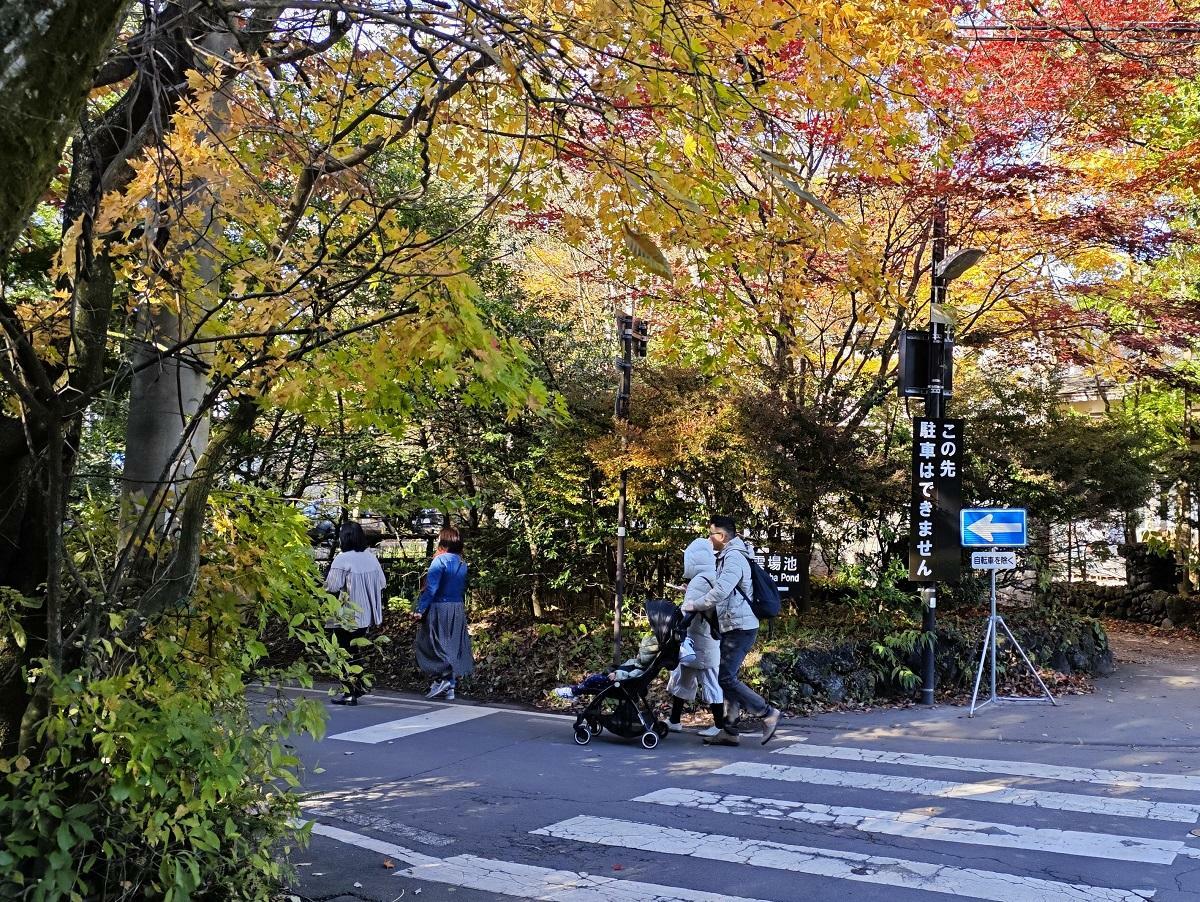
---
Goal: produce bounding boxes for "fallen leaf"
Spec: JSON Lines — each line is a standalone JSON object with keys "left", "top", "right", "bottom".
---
{"left": 612, "top": 864, "right": 624, "bottom": 871}
{"left": 384, "top": 858, "right": 395, "bottom": 869}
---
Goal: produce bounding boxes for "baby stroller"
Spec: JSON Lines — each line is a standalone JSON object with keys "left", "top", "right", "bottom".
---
{"left": 571, "top": 599, "right": 683, "bottom": 750}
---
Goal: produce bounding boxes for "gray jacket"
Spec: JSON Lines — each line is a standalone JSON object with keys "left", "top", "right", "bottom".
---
{"left": 686, "top": 536, "right": 759, "bottom": 634}
{"left": 681, "top": 538, "right": 720, "bottom": 670}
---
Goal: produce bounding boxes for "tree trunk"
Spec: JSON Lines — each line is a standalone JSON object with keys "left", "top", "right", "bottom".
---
{"left": 121, "top": 305, "right": 212, "bottom": 527}
{"left": 790, "top": 499, "right": 816, "bottom": 613}
{"left": 0, "top": 0, "right": 128, "bottom": 257}
{"left": 1177, "top": 480, "right": 1193, "bottom": 595}
{"left": 510, "top": 480, "right": 544, "bottom": 619}
{"left": 119, "top": 29, "right": 235, "bottom": 539}
{"left": 134, "top": 399, "right": 259, "bottom": 623}
{"left": 1032, "top": 520, "right": 1053, "bottom": 598}
{"left": 1070, "top": 520, "right": 1080, "bottom": 585}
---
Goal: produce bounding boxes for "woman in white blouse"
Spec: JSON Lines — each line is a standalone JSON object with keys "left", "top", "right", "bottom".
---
{"left": 324, "top": 522, "right": 386, "bottom": 705}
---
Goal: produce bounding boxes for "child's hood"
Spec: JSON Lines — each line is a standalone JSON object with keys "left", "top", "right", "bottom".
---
{"left": 682, "top": 537, "right": 716, "bottom": 581}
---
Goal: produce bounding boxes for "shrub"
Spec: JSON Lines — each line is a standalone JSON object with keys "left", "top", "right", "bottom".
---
{"left": 0, "top": 493, "right": 346, "bottom": 900}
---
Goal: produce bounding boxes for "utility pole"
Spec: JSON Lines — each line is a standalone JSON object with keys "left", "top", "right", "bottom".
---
{"left": 613, "top": 313, "right": 647, "bottom": 664}
{"left": 902, "top": 200, "right": 981, "bottom": 707}
{"left": 921, "top": 201, "right": 949, "bottom": 707}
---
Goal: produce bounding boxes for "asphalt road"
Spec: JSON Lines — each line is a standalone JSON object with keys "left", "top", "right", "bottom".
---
{"left": 279, "top": 644, "right": 1200, "bottom": 902}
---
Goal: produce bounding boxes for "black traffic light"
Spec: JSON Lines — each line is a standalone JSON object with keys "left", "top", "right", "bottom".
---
{"left": 898, "top": 328, "right": 953, "bottom": 398}
{"left": 633, "top": 319, "right": 649, "bottom": 356}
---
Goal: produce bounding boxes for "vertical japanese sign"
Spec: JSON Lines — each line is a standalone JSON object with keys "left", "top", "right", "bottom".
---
{"left": 909, "top": 418, "right": 963, "bottom": 582}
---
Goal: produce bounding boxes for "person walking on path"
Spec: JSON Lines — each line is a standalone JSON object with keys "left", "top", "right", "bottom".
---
{"left": 414, "top": 526, "right": 474, "bottom": 700}
{"left": 684, "top": 515, "right": 782, "bottom": 746}
{"left": 324, "top": 522, "right": 386, "bottom": 706}
{"left": 666, "top": 537, "right": 726, "bottom": 738}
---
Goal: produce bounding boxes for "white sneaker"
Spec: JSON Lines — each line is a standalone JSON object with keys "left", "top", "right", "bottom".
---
{"left": 552, "top": 687, "right": 574, "bottom": 699}
{"left": 445, "top": 688, "right": 455, "bottom": 700}
{"left": 697, "top": 726, "right": 721, "bottom": 738}
{"left": 426, "top": 679, "right": 452, "bottom": 699}
{"left": 666, "top": 721, "right": 683, "bottom": 733}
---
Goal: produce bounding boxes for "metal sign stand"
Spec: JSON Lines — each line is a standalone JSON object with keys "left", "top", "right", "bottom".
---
{"left": 968, "top": 551, "right": 1057, "bottom": 716}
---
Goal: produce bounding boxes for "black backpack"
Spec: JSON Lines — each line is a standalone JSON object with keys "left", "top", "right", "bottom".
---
{"left": 726, "top": 550, "right": 782, "bottom": 621}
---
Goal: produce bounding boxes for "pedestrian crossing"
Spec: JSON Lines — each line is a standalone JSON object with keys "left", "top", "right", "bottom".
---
{"left": 714, "top": 760, "right": 1200, "bottom": 822}
{"left": 533, "top": 815, "right": 1144, "bottom": 902}
{"left": 773, "top": 743, "right": 1200, "bottom": 792}
{"left": 327, "top": 704, "right": 496, "bottom": 743}
{"left": 313, "top": 822, "right": 776, "bottom": 902}
{"left": 631, "top": 787, "right": 1197, "bottom": 864}
{"left": 530, "top": 738, "right": 1200, "bottom": 899}
{"left": 310, "top": 709, "right": 1200, "bottom": 901}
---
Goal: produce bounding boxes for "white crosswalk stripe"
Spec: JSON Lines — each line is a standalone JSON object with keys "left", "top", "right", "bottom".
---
{"left": 774, "top": 743, "right": 1200, "bottom": 792}
{"left": 633, "top": 787, "right": 1194, "bottom": 864}
{"left": 532, "top": 815, "right": 1152, "bottom": 902}
{"left": 715, "top": 760, "right": 1200, "bottom": 822}
{"left": 312, "top": 822, "right": 775, "bottom": 902}
{"left": 328, "top": 705, "right": 496, "bottom": 743}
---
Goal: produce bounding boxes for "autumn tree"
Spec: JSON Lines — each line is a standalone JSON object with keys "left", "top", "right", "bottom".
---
{"left": 0, "top": 0, "right": 968, "bottom": 893}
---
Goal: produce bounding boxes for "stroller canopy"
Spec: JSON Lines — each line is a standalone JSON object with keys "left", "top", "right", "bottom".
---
{"left": 645, "top": 599, "right": 683, "bottom": 648}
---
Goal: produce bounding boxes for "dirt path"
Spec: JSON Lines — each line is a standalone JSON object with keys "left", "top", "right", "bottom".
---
{"left": 1105, "top": 618, "right": 1200, "bottom": 666}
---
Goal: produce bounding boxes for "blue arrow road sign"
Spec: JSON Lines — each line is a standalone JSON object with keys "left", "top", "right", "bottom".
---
{"left": 961, "top": 508, "right": 1027, "bottom": 547}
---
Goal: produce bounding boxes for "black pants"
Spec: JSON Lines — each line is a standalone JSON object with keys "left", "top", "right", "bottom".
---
{"left": 670, "top": 696, "right": 726, "bottom": 729}
{"left": 330, "top": 626, "right": 369, "bottom": 696}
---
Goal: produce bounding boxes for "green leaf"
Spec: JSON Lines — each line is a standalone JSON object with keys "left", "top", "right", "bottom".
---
{"left": 621, "top": 225, "right": 673, "bottom": 281}
{"left": 772, "top": 176, "right": 845, "bottom": 225}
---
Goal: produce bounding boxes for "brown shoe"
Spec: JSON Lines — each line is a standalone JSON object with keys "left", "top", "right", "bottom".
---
{"left": 702, "top": 731, "right": 740, "bottom": 746}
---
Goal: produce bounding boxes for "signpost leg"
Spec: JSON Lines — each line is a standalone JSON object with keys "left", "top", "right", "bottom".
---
{"left": 997, "top": 617, "right": 1058, "bottom": 706}
{"left": 989, "top": 565, "right": 997, "bottom": 702}
{"left": 968, "top": 616, "right": 994, "bottom": 716}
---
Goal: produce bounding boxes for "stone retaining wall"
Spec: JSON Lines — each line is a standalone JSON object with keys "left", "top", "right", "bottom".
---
{"left": 759, "top": 608, "right": 1115, "bottom": 708}
{"left": 1056, "top": 582, "right": 1200, "bottom": 630}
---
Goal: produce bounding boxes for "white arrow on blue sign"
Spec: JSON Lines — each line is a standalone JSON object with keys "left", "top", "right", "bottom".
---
{"left": 960, "top": 508, "right": 1027, "bottom": 547}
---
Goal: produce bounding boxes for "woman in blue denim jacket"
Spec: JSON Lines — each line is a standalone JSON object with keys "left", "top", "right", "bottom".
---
{"left": 414, "top": 526, "right": 474, "bottom": 699}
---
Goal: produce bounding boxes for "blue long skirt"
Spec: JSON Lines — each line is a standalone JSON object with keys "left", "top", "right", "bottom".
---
{"left": 415, "top": 602, "right": 475, "bottom": 679}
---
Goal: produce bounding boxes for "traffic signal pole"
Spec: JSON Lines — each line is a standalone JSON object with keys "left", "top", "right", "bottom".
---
{"left": 612, "top": 313, "right": 645, "bottom": 665}
{"left": 921, "top": 202, "right": 948, "bottom": 706}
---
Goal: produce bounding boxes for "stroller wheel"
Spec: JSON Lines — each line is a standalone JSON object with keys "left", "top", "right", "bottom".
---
{"left": 588, "top": 722, "right": 603, "bottom": 736}
{"left": 573, "top": 726, "right": 592, "bottom": 746}
{"left": 640, "top": 731, "right": 659, "bottom": 750}
{"left": 653, "top": 720, "right": 669, "bottom": 739}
